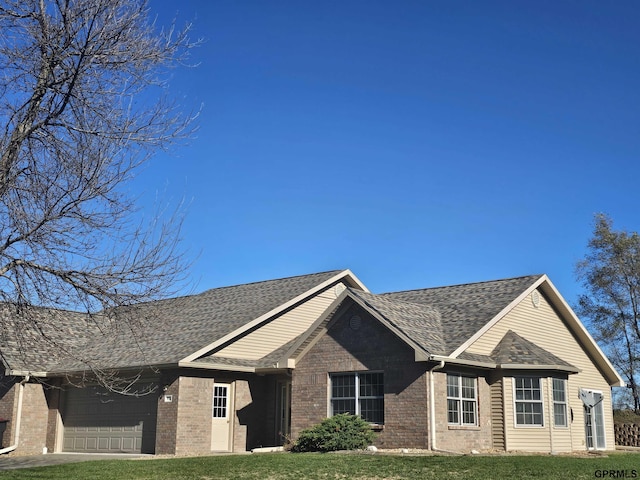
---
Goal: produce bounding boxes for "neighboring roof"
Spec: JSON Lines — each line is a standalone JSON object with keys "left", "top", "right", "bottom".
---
{"left": 381, "top": 275, "right": 543, "bottom": 355}
{"left": 1, "top": 270, "right": 359, "bottom": 374}
{"left": 490, "top": 330, "right": 579, "bottom": 372}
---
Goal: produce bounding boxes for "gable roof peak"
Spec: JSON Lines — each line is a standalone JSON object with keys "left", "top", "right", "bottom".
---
{"left": 490, "top": 329, "right": 578, "bottom": 371}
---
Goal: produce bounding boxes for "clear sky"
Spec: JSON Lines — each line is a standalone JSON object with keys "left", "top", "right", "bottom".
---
{"left": 139, "top": 1, "right": 639, "bottom": 305}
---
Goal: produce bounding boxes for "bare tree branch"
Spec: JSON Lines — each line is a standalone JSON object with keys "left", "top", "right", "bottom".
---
{"left": 0, "top": 0, "right": 200, "bottom": 390}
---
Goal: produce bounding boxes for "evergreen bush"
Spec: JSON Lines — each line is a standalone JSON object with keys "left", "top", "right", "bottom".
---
{"left": 291, "top": 414, "right": 376, "bottom": 453}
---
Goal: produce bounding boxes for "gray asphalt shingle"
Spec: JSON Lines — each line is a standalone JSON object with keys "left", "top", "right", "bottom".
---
{"left": 1, "top": 270, "right": 344, "bottom": 373}
{"left": 0, "top": 271, "right": 548, "bottom": 374}
{"left": 490, "top": 330, "right": 577, "bottom": 369}
{"left": 380, "top": 275, "right": 543, "bottom": 355}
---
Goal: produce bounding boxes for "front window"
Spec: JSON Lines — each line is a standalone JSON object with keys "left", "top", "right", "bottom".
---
{"left": 447, "top": 374, "right": 478, "bottom": 426}
{"left": 552, "top": 379, "right": 568, "bottom": 427}
{"left": 514, "top": 377, "right": 543, "bottom": 426}
{"left": 331, "top": 372, "right": 384, "bottom": 424}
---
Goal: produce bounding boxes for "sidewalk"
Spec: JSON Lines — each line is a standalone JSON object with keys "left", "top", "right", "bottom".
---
{"left": 0, "top": 453, "right": 146, "bottom": 471}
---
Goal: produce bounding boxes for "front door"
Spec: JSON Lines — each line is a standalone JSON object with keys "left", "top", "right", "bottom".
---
{"left": 211, "top": 383, "right": 232, "bottom": 451}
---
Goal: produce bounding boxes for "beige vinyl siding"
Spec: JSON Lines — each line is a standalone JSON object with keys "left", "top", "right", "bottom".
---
{"left": 501, "top": 376, "right": 573, "bottom": 452}
{"left": 547, "top": 377, "right": 572, "bottom": 452}
{"left": 212, "top": 285, "right": 344, "bottom": 360}
{"left": 464, "top": 289, "right": 614, "bottom": 452}
{"left": 490, "top": 379, "right": 505, "bottom": 450}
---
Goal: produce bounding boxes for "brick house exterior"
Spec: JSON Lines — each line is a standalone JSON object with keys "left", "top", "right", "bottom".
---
{"left": 0, "top": 270, "right": 625, "bottom": 456}
{"left": 292, "top": 302, "right": 429, "bottom": 449}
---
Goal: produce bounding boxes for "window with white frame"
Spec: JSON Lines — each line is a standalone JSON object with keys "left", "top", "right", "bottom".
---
{"left": 446, "top": 374, "right": 478, "bottom": 426}
{"left": 330, "top": 372, "right": 384, "bottom": 424}
{"left": 552, "top": 378, "right": 568, "bottom": 427}
{"left": 212, "top": 384, "right": 228, "bottom": 419}
{"left": 514, "top": 377, "right": 544, "bottom": 426}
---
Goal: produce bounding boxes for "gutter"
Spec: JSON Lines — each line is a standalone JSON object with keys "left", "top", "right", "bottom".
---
{"left": 177, "top": 361, "right": 256, "bottom": 373}
{"left": 0, "top": 375, "right": 30, "bottom": 455}
{"left": 428, "top": 354, "right": 495, "bottom": 369}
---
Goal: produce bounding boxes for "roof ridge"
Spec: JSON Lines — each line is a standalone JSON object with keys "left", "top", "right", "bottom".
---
{"left": 149, "top": 269, "right": 347, "bottom": 303}
{"left": 382, "top": 274, "right": 543, "bottom": 295}
{"left": 200, "top": 269, "right": 344, "bottom": 292}
{"left": 351, "top": 288, "right": 440, "bottom": 311}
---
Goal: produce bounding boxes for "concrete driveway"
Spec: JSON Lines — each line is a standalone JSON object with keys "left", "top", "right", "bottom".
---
{"left": 0, "top": 453, "right": 146, "bottom": 471}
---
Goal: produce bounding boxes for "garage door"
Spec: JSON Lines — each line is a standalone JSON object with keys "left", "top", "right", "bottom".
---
{"left": 62, "top": 384, "right": 158, "bottom": 454}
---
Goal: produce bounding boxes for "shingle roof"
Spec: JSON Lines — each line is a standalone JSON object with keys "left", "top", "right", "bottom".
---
{"left": 380, "top": 275, "right": 543, "bottom": 355}
{"left": 490, "top": 330, "right": 578, "bottom": 370}
{"left": 0, "top": 305, "right": 102, "bottom": 373}
{"left": 0, "top": 271, "right": 551, "bottom": 375}
{"left": 1, "top": 270, "right": 345, "bottom": 373}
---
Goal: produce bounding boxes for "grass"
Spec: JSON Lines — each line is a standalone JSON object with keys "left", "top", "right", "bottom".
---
{"left": 0, "top": 452, "right": 639, "bottom": 480}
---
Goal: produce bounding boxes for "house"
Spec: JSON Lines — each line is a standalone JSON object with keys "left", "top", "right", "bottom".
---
{"left": 0, "top": 270, "right": 624, "bottom": 456}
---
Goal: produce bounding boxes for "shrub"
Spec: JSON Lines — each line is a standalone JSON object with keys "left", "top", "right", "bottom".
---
{"left": 291, "top": 414, "right": 376, "bottom": 453}
{"left": 614, "top": 409, "right": 640, "bottom": 425}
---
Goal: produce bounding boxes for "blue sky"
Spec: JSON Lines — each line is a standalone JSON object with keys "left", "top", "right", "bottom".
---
{"left": 139, "top": 1, "right": 639, "bottom": 304}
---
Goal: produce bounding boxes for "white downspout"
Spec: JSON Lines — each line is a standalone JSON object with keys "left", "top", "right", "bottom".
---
{"left": 0, "top": 375, "right": 30, "bottom": 455}
{"left": 429, "top": 361, "right": 445, "bottom": 451}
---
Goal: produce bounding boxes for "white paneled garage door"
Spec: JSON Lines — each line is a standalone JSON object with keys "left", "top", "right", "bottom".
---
{"left": 62, "top": 385, "right": 158, "bottom": 454}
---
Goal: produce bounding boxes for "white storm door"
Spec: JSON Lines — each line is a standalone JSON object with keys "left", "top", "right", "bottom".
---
{"left": 211, "top": 383, "right": 232, "bottom": 451}
{"left": 584, "top": 391, "right": 606, "bottom": 450}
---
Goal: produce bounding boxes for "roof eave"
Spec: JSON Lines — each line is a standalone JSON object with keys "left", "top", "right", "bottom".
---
{"left": 255, "top": 367, "right": 291, "bottom": 375}
{"left": 6, "top": 370, "right": 49, "bottom": 378}
{"left": 496, "top": 363, "right": 581, "bottom": 373}
{"left": 427, "top": 356, "right": 582, "bottom": 374}
{"left": 178, "top": 361, "right": 256, "bottom": 373}
{"left": 537, "top": 279, "right": 625, "bottom": 387}
{"left": 428, "top": 355, "right": 496, "bottom": 369}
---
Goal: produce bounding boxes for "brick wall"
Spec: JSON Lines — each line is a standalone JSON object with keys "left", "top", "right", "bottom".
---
{"left": 18, "top": 383, "right": 49, "bottom": 454}
{"left": 0, "top": 377, "right": 17, "bottom": 449}
{"left": 175, "top": 376, "right": 214, "bottom": 455}
{"left": 0, "top": 380, "right": 50, "bottom": 455}
{"left": 45, "top": 381, "right": 61, "bottom": 453}
{"left": 433, "top": 370, "right": 493, "bottom": 452}
{"left": 155, "top": 372, "right": 179, "bottom": 454}
{"left": 291, "top": 303, "right": 430, "bottom": 449}
{"left": 154, "top": 370, "right": 277, "bottom": 455}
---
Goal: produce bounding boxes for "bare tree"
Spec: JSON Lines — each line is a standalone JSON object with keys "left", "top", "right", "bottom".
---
{"left": 0, "top": 0, "right": 198, "bottom": 381}
{"left": 576, "top": 214, "right": 640, "bottom": 411}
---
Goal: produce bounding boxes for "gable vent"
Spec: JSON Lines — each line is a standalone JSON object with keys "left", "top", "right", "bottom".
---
{"left": 532, "top": 291, "right": 541, "bottom": 308}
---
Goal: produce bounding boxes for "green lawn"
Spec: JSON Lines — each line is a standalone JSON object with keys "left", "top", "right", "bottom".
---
{"left": 0, "top": 452, "right": 638, "bottom": 480}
